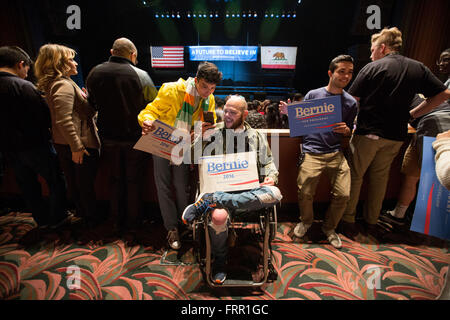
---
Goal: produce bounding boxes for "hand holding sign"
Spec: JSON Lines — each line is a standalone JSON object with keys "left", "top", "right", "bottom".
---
{"left": 142, "top": 120, "right": 156, "bottom": 135}
{"left": 260, "top": 177, "right": 275, "bottom": 186}
{"left": 332, "top": 122, "right": 351, "bottom": 136}
{"left": 279, "top": 99, "right": 290, "bottom": 115}
{"left": 134, "top": 120, "right": 187, "bottom": 163}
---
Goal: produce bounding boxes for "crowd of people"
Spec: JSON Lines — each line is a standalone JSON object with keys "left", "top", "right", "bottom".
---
{"left": 215, "top": 94, "right": 301, "bottom": 130}
{"left": 1, "top": 27, "right": 450, "bottom": 285}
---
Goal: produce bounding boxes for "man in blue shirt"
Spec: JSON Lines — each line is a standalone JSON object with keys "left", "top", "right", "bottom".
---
{"left": 281, "top": 55, "right": 357, "bottom": 248}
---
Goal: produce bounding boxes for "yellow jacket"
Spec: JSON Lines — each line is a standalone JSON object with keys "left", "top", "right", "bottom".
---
{"left": 138, "top": 78, "right": 216, "bottom": 129}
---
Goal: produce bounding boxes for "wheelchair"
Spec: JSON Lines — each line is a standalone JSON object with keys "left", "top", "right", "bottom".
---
{"left": 191, "top": 199, "right": 278, "bottom": 288}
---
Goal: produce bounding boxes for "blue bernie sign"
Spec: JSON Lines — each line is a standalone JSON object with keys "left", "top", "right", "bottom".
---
{"left": 411, "top": 136, "right": 450, "bottom": 240}
{"left": 287, "top": 95, "right": 342, "bottom": 137}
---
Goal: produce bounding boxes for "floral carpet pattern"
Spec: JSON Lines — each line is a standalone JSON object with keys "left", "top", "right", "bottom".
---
{"left": 0, "top": 211, "right": 448, "bottom": 300}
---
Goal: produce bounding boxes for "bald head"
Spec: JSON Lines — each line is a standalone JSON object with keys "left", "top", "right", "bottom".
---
{"left": 111, "top": 38, "right": 138, "bottom": 64}
{"left": 226, "top": 95, "right": 248, "bottom": 113}
{"left": 223, "top": 95, "right": 249, "bottom": 130}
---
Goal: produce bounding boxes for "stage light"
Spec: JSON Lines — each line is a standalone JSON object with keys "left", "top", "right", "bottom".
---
{"left": 270, "top": 13, "right": 274, "bottom": 18}
{"left": 215, "top": 12, "right": 219, "bottom": 18}
{"left": 254, "top": 12, "right": 257, "bottom": 18}
{"left": 293, "top": 12, "right": 296, "bottom": 18}
{"left": 242, "top": 13, "right": 246, "bottom": 18}
{"left": 177, "top": 12, "right": 180, "bottom": 18}
{"left": 155, "top": 14, "right": 159, "bottom": 18}
{"left": 193, "top": 13, "right": 196, "bottom": 17}
{"left": 187, "top": 11, "right": 191, "bottom": 18}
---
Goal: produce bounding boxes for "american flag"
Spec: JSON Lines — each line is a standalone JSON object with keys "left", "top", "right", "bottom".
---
{"left": 151, "top": 46, "right": 184, "bottom": 68}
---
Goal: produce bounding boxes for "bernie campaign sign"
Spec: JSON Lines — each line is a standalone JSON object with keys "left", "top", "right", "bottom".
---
{"left": 199, "top": 152, "right": 260, "bottom": 194}
{"left": 287, "top": 95, "right": 342, "bottom": 137}
{"left": 411, "top": 136, "right": 450, "bottom": 240}
{"left": 133, "top": 119, "right": 187, "bottom": 162}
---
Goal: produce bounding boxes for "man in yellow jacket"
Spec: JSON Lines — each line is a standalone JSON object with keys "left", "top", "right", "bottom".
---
{"left": 138, "top": 61, "right": 222, "bottom": 250}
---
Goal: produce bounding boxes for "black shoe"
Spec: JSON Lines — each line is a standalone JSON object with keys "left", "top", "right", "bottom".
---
{"left": 167, "top": 228, "right": 181, "bottom": 250}
{"left": 361, "top": 220, "right": 383, "bottom": 239}
{"left": 338, "top": 221, "right": 359, "bottom": 240}
{"left": 49, "top": 211, "right": 76, "bottom": 230}
{"left": 379, "top": 210, "right": 406, "bottom": 228}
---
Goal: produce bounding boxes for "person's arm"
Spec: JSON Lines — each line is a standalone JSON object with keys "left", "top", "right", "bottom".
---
{"left": 85, "top": 68, "right": 98, "bottom": 111}
{"left": 256, "top": 131, "right": 279, "bottom": 185}
{"left": 410, "top": 89, "right": 450, "bottom": 119}
{"left": 50, "top": 80, "right": 89, "bottom": 164}
{"left": 133, "top": 66, "right": 158, "bottom": 104}
{"left": 334, "top": 98, "right": 358, "bottom": 137}
{"left": 432, "top": 130, "right": 450, "bottom": 190}
{"left": 50, "top": 80, "right": 84, "bottom": 151}
{"left": 138, "top": 83, "right": 177, "bottom": 135}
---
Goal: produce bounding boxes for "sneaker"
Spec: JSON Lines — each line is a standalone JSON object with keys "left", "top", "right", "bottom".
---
{"left": 323, "top": 229, "right": 342, "bottom": 249}
{"left": 379, "top": 210, "right": 405, "bottom": 227}
{"left": 293, "top": 222, "right": 311, "bottom": 238}
{"left": 167, "top": 228, "right": 181, "bottom": 250}
{"left": 212, "top": 271, "right": 227, "bottom": 284}
{"left": 182, "top": 193, "right": 215, "bottom": 225}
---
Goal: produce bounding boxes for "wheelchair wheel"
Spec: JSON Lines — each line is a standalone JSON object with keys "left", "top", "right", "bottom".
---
{"left": 258, "top": 206, "right": 277, "bottom": 242}
{"left": 192, "top": 219, "right": 206, "bottom": 268}
{"left": 269, "top": 205, "right": 277, "bottom": 242}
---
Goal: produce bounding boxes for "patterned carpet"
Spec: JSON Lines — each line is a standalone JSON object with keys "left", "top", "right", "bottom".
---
{"left": 0, "top": 210, "right": 449, "bottom": 300}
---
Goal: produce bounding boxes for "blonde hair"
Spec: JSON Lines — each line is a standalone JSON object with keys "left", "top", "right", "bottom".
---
{"left": 34, "top": 44, "right": 76, "bottom": 92}
{"left": 371, "top": 27, "right": 403, "bottom": 52}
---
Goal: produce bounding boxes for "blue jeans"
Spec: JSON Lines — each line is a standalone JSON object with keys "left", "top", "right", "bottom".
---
{"left": 6, "top": 141, "right": 68, "bottom": 226}
{"left": 208, "top": 186, "right": 282, "bottom": 268}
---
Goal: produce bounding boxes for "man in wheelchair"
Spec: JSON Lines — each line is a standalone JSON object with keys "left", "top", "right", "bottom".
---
{"left": 182, "top": 95, "right": 282, "bottom": 284}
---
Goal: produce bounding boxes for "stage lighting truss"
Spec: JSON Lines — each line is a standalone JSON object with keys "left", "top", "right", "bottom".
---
{"left": 153, "top": 10, "right": 295, "bottom": 20}
{"left": 264, "top": 10, "right": 296, "bottom": 19}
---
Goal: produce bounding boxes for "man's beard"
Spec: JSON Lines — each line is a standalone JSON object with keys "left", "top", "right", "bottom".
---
{"left": 226, "top": 114, "right": 245, "bottom": 130}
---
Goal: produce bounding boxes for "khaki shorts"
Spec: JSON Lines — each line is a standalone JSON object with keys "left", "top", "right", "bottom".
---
{"left": 401, "top": 140, "right": 421, "bottom": 177}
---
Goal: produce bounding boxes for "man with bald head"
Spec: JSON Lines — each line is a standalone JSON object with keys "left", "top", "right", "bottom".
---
{"left": 86, "top": 38, "right": 157, "bottom": 237}
{"left": 182, "top": 95, "right": 282, "bottom": 284}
